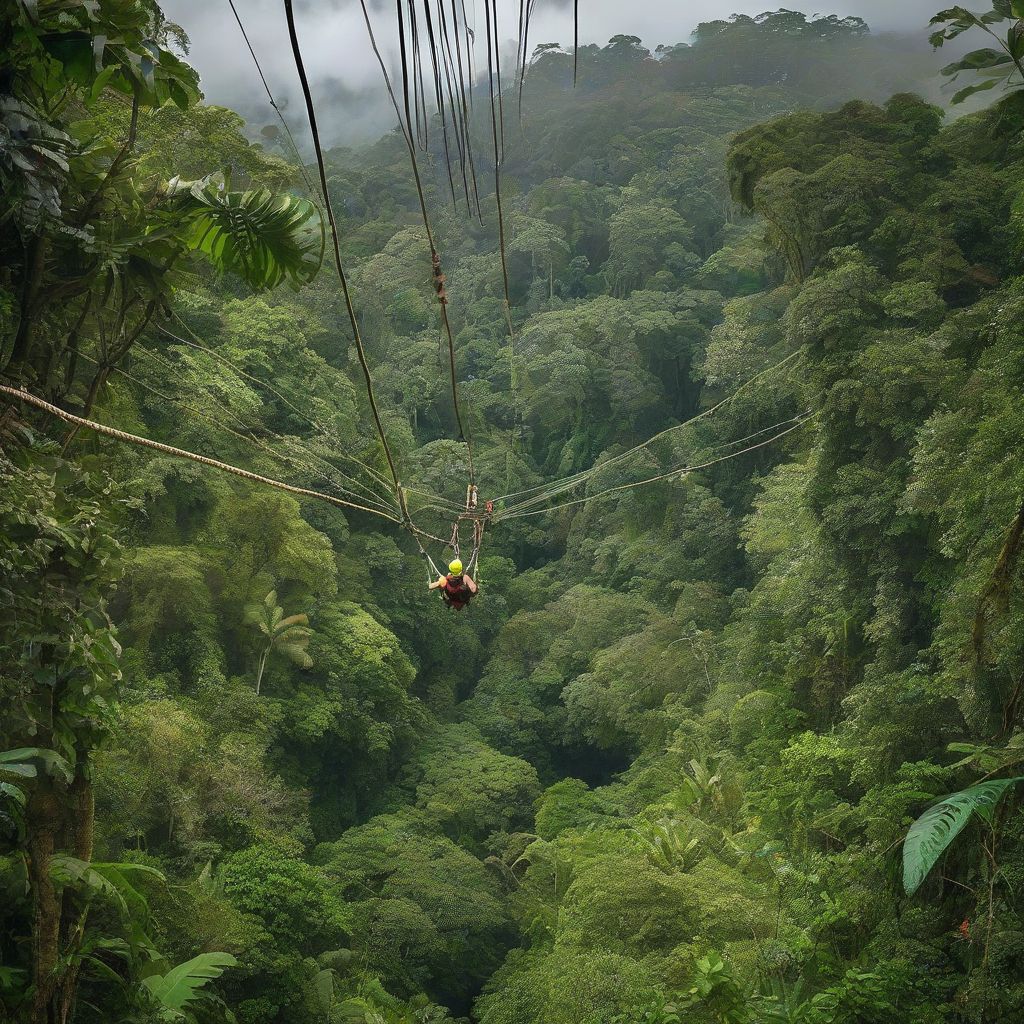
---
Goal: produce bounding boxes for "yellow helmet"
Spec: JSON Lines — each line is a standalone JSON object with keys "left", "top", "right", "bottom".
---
{"left": 448, "top": 559, "right": 463, "bottom": 575}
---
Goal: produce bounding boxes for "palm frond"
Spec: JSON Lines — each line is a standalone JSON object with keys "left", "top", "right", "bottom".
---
{"left": 167, "top": 179, "right": 324, "bottom": 290}
{"left": 277, "top": 641, "right": 314, "bottom": 669}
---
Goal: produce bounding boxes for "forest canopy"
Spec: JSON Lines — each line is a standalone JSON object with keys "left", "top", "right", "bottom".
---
{"left": 3, "top": 3, "right": 1024, "bottom": 1024}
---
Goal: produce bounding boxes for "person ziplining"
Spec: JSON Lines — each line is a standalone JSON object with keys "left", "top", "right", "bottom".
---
{"left": 414, "top": 485, "right": 489, "bottom": 610}
{"left": 430, "top": 558, "right": 479, "bottom": 610}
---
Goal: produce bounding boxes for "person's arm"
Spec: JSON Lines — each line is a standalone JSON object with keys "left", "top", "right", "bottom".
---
{"left": 428, "top": 575, "right": 446, "bottom": 591}
{"left": 464, "top": 574, "right": 479, "bottom": 595}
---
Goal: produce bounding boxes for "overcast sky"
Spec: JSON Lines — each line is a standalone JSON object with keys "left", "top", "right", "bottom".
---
{"left": 161, "top": 0, "right": 947, "bottom": 143}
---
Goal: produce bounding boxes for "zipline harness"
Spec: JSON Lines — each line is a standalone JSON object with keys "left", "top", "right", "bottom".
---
{"left": 404, "top": 483, "right": 489, "bottom": 593}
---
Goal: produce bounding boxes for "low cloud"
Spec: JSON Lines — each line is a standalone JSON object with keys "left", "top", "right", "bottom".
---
{"left": 160, "top": 0, "right": 946, "bottom": 144}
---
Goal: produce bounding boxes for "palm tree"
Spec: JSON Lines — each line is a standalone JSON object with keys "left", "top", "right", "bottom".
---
{"left": 245, "top": 591, "right": 314, "bottom": 695}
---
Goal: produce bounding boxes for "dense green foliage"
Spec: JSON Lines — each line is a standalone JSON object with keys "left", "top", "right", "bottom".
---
{"left": 4, "top": 4, "right": 1024, "bottom": 1024}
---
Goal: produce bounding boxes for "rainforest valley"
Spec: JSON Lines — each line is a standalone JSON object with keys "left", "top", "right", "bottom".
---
{"left": 4, "top": 4, "right": 1024, "bottom": 1023}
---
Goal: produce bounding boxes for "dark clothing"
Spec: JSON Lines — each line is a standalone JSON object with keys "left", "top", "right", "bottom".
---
{"left": 441, "top": 573, "right": 475, "bottom": 610}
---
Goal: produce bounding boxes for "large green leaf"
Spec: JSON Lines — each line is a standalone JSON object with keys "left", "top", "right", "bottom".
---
{"left": 952, "top": 78, "right": 1001, "bottom": 104}
{"left": 941, "top": 47, "right": 1012, "bottom": 75}
{"left": 141, "top": 952, "right": 237, "bottom": 1013}
{"left": 0, "top": 965, "right": 27, "bottom": 993}
{"left": 0, "top": 782, "right": 27, "bottom": 806}
{"left": 903, "top": 776, "right": 1024, "bottom": 895}
{"left": 0, "top": 97, "right": 74, "bottom": 228}
{"left": 0, "top": 756, "right": 36, "bottom": 779}
{"left": 51, "top": 856, "right": 165, "bottom": 919}
{"left": 30, "top": 0, "right": 200, "bottom": 109}
{"left": 930, "top": 7, "right": 988, "bottom": 46}
{"left": 166, "top": 179, "right": 325, "bottom": 290}
{"left": 0, "top": 747, "right": 71, "bottom": 782}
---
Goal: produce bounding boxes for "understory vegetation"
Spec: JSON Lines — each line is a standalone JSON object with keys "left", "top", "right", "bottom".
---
{"left": 3, "top": 3, "right": 1024, "bottom": 1023}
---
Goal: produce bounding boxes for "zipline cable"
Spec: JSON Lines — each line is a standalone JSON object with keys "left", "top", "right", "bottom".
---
{"left": 132, "top": 343, "right": 391, "bottom": 503}
{"left": 360, "top": 0, "right": 520, "bottom": 486}
{"left": 114, "top": 347, "right": 400, "bottom": 516}
{"left": 410, "top": 0, "right": 430, "bottom": 150}
{"left": 573, "top": 0, "right": 580, "bottom": 85}
{"left": 283, "top": 0, "right": 404, "bottom": 501}
{"left": 497, "top": 406, "right": 812, "bottom": 519}
{"left": 399, "top": 485, "right": 447, "bottom": 580}
{"left": 167, "top": 317, "right": 459, "bottom": 517}
{"left": 419, "top": 0, "right": 458, "bottom": 207}
{"left": 0, "top": 385, "right": 404, "bottom": 524}
{"left": 497, "top": 350, "right": 802, "bottom": 506}
{"left": 403, "top": 486, "right": 466, "bottom": 512}
{"left": 225, "top": 0, "right": 321, "bottom": 203}
{"left": 516, "top": 0, "right": 538, "bottom": 115}
{"left": 159, "top": 317, "right": 399, "bottom": 501}
{"left": 483, "top": 0, "right": 519, "bottom": 426}
{"left": 494, "top": 351, "right": 804, "bottom": 510}
{"left": 70, "top": 352, "right": 400, "bottom": 517}
{"left": 497, "top": 413, "right": 817, "bottom": 521}
{"left": 489, "top": 0, "right": 506, "bottom": 161}
{"left": 357, "top": 0, "right": 475, "bottom": 484}
{"left": 449, "top": 0, "right": 483, "bottom": 218}
{"left": 499, "top": 408, "right": 817, "bottom": 517}
{"left": 438, "top": 0, "right": 479, "bottom": 215}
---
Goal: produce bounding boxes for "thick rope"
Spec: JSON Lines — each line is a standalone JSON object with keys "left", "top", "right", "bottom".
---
{"left": 103, "top": 348, "right": 399, "bottom": 516}
{"left": 0, "top": 385, "right": 403, "bottom": 523}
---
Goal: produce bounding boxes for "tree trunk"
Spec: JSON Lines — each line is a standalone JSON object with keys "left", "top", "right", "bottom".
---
{"left": 53, "top": 771, "right": 94, "bottom": 1024}
{"left": 974, "top": 498, "right": 1024, "bottom": 664}
{"left": 40, "top": 297, "right": 91, "bottom": 398}
{"left": 255, "top": 648, "right": 269, "bottom": 696}
{"left": 80, "top": 364, "right": 111, "bottom": 420}
{"left": 8, "top": 236, "right": 49, "bottom": 376}
{"left": 61, "top": 365, "right": 110, "bottom": 454}
{"left": 26, "top": 775, "right": 63, "bottom": 1024}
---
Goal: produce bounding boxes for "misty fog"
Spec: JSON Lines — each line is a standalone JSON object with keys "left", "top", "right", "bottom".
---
{"left": 160, "top": 0, "right": 954, "bottom": 146}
